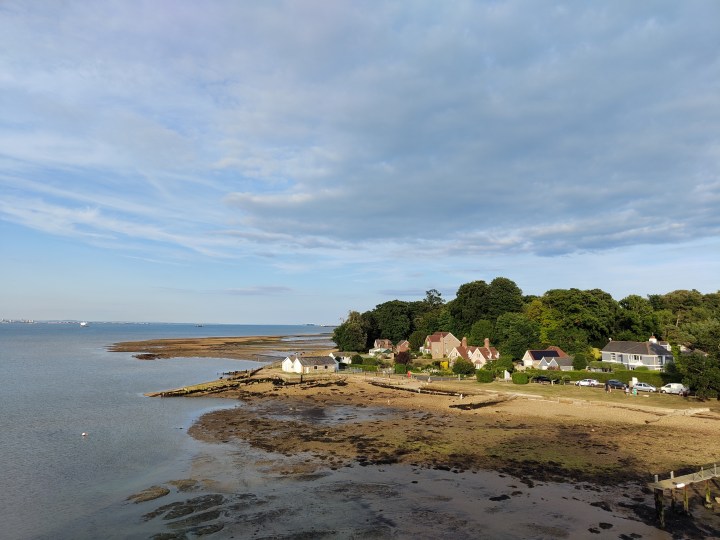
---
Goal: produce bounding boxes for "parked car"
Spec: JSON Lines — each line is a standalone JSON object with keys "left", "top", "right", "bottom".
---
{"left": 575, "top": 378, "right": 600, "bottom": 387}
{"left": 633, "top": 382, "right": 657, "bottom": 392}
{"left": 606, "top": 379, "right": 626, "bottom": 390}
{"left": 660, "top": 383, "right": 689, "bottom": 395}
{"left": 532, "top": 375, "right": 552, "bottom": 384}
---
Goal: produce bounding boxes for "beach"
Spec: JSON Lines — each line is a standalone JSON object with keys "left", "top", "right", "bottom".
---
{"left": 118, "top": 335, "right": 720, "bottom": 539}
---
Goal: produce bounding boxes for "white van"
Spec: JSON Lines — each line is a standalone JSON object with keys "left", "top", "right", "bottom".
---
{"left": 660, "top": 383, "right": 689, "bottom": 395}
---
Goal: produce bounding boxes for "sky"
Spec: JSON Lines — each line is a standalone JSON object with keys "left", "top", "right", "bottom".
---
{"left": 1, "top": 1, "right": 719, "bottom": 324}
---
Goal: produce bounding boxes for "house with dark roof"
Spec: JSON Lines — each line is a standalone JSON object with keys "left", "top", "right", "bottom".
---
{"left": 521, "top": 346, "right": 569, "bottom": 369}
{"left": 536, "top": 355, "right": 574, "bottom": 371}
{"left": 281, "top": 355, "right": 338, "bottom": 374}
{"left": 601, "top": 336, "right": 674, "bottom": 371}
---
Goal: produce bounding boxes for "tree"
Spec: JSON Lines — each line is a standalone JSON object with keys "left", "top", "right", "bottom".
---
{"left": 468, "top": 319, "right": 494, "bottom": 347}
{"left": 372, "top": 300, "right": 412, "bottom": 344}
{"left": 674, "top": 352, "right": 720, "bottom": 399}
{"left": 540, "top": 288, "right": 618, "bottom": 347}
{"left": 494, "top": 312, "right": 540, "bottom": 360}
{"left": 486, "top": 277, "right": 524, "bottom": 320}
{"left": 680, "top": 318, "right": 720, "bottom": 358}
{"left": 408, "top": 330, "right": 425, "bottom": 352}
{"left": 484, "top": 355, "right": 514, "bottom": 376}
{"left": 332, "top": 311, "right": 368, "bottom": 352}
{"left": 452, "top": 358, "right": 476, "bottom": 376}
{"left": 424, "top": 289, "right": 445, "bottom": 308}
{"left": 395, "top": 350, "right": 411, "bottom": 365}
{"left": 616, "top": 295, "right": 658, "bottom": 341}
{"left": 448, "top": 280, "right": 489, "bottom": 337}
{"left": 572, "top": 351, "right": 588, "bottom": 370}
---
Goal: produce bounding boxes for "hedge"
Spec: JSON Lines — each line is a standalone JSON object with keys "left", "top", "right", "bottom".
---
{"left": 512, "top": 372, "right": 529, "bottom": 384}
{"left": 523, "top": 368, "right": 682, "bottom": 388}
{"left": 476, "top": 370, "right": 495, "bottom": 383}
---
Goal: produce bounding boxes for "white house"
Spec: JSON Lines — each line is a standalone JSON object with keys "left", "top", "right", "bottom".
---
{"left": 601, "top": 336, "right": 674, "bottom": 371}
{"left": 281, "top": 355, "right": 339, "bottom": 374}
{"left": 329, "top": 352, "right": 352, "bottom": 365}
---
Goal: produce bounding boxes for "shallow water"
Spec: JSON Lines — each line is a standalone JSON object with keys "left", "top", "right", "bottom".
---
{"left": 0, "top": 322, "right": 325, "bottom": 540}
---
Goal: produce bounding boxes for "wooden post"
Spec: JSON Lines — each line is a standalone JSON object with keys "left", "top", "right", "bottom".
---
{"left": 706, "top": 480, "right": 712, "bottom": 509}
{"left": 655, "top": 488, "right": 665, "bottom": 528}
{"left": 683, "top": 485, "right": 689, "bottom": 514}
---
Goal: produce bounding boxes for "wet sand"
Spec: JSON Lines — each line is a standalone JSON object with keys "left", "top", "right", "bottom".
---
{"left": 116, "top": 336, "right": 720, "bottom": 538}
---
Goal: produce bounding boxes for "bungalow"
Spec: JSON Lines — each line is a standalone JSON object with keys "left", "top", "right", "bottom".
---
{"left": 601, "top": 336, "right": 674, "bottom": 371}
{"left": 449, "top": 337, "right": 500, "bottom": 368}
{"left": 536, "top": 356, "right": 574, "bottom": 371}
{"left": 281, "top": 355, "right": 338, "bottom": 374}
{"left": 421, "top": 332, "right": 461, "bottom": 359}
{"left": 521, "top": 346, "right": 569, "bottom": 369}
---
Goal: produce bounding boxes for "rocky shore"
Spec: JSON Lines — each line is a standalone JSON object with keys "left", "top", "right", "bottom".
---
{"left": 118, "top": 336, "right": 720, "bottom": 539}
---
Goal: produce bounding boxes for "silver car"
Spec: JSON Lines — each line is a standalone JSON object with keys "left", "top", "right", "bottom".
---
{"left": 633, "top": 382, "right": 657, "bottom": 392}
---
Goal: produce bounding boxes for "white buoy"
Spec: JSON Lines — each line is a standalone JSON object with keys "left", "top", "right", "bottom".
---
{"left": 82, "top": 432, "right": 88, "bottom": 437}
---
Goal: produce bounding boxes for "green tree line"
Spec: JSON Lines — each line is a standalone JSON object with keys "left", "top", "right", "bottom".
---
{"left": 332, "top": 278, "right": 720, "bottom": 395}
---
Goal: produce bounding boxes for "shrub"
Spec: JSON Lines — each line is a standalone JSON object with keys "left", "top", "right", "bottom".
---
{"left": 452, "top": 358, "right": 476, "bottom": 376}
{"left": 512, "top": 372, "right": 529, "bottom": 384}
{"left": 394, "top": 363, "right": 410, "bottom": 375}
{"left": 476, "top": 370, "right": 495, "bottom": 383}
{"left": 351, "top": 354, "right": 363, "bottom": 364}
{"left": 362, "top": 357, "right": 379, "bottom": 366}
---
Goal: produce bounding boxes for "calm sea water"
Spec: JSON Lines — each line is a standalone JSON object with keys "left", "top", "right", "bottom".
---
{"left": 0, "top": 322, "right": 330, "bottom": 540}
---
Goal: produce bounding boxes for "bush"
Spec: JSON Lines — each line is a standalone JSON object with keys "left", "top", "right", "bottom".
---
{"left": 354, "top": 364, "right": 378, "bottom": 372}
{"left": 394, "top": 363, "right": 410, "bottom": 375}
{"left": 476, "top": 370, "right": 495, "bottom": 383}
{"left": 362, "top": 357, "right": 379, "bottom": 366}
{"left": 512, "top": 372, "right": 529, "bottom": 384}
{"left": 452, "top": 358, "right": 476, "bottom": 376}
{"left": 351, "top": 354, "right": 363, "bottom": 364}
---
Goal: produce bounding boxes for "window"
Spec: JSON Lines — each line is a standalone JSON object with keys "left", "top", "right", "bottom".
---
{"left": 610, "top": 353, "right": 616, "bottom": 361}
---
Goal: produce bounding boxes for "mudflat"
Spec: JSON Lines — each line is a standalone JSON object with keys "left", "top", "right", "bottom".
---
{"left": 118, "top": 335, "right": 720, "bottom": 538}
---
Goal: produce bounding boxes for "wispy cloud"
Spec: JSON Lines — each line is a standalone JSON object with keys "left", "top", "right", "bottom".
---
{"left": 2, "top": 1, "right": 719, "bottom": 321}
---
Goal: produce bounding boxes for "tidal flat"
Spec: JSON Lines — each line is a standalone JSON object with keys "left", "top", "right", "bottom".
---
{"left": 119, "top": 336, "right": 720, "bottom": 538}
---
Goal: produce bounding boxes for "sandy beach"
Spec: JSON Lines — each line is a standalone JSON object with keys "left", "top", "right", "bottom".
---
{"left": 117, "top": 335, "right": 720, "bottom": 539}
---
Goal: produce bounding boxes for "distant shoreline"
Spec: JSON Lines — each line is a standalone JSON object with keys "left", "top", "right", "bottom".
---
{"left": 109, "top": 332, "right": 335, "bottom": 361}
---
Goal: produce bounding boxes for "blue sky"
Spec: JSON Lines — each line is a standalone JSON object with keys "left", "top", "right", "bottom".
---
{"left": 1, "top": 1, "right": 719, "bottom": 324}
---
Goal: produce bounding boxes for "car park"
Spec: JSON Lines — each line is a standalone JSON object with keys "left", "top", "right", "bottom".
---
{"left": 633, "top": 382, "right": 657, "bottom": 392}
{"left": 660, "top": 383, "right": 689, "bottom": 395}
{"left": 606, "top": 379, "right": 626, "bottom": 390}
{"left": 575, "top": 378, "right": 600, "bottom": 387}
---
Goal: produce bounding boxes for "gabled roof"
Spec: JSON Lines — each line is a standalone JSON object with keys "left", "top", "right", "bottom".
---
{"left": 291, "top": 355, "right": 338, "bottom": 367}
{"left": 426, "top": 332, "right": 453, "bottom": 343}
{"left": 451, "top": 345, "right": 469, "bottom": 359}
{"left": 527, "top": 350, "right": 560, "bottom": 361}
{"left": 602, "top": 341, "right": 672, "bottom": 356}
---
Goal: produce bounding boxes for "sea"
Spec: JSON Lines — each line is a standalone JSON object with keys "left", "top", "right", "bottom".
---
{"left": 0, "top": 322, "right": 330, "bottom": 540}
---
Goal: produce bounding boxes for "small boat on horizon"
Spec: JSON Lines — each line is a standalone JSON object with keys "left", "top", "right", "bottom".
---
{"left": 80, "top": 321, "right": 89, "bottom": 327}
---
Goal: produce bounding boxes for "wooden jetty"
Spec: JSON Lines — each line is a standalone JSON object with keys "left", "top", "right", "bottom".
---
{"left": 650, "top": 463, "right": 720, "bottom": 527}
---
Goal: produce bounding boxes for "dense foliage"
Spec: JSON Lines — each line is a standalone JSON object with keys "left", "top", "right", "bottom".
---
{"left": 332, "top": 280, "right": 720, "bottom": 394}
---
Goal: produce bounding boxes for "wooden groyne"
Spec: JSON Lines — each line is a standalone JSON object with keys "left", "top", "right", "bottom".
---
{"left": 650, "top": 463, "right": 720, "bottom": 527}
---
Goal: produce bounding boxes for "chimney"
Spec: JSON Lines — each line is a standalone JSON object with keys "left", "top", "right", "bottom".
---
{"left": 461, "top": 336, "right": 467, "bottom": 348}
{"left": 484, "top": 337, "right": 490, "bottom": 349}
